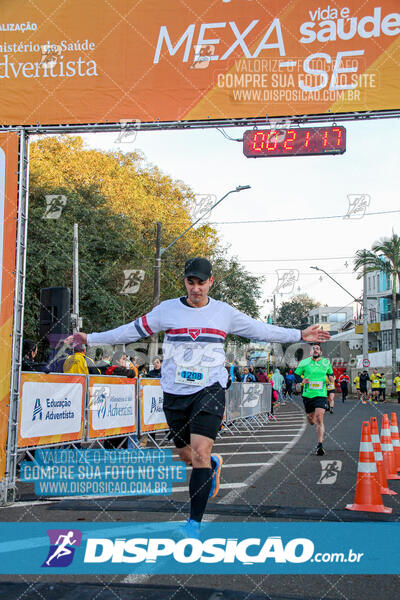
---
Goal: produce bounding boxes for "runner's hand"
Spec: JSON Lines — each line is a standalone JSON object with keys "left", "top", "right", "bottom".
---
{"left": 64, "top": 332, "right": 88, "bottom": 346}
{"left": 301, "top": 325, "right": 330, "bottom": 342}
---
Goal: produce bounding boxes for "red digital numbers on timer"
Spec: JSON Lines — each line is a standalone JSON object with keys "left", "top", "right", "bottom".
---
{"left": 245, "top": 126, "right": 346, "bottom": 157}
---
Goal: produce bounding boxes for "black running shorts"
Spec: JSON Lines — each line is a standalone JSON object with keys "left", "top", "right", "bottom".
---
{"left": 302, "top": 396, "right": 327, "bottom": 414}
{"left": 163, "top": 382, "right": 226, "bottom": 448}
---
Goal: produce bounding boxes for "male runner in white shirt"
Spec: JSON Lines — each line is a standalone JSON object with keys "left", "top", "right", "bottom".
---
{"left": 66, "top": 257, "right": 330, "bottom": 536}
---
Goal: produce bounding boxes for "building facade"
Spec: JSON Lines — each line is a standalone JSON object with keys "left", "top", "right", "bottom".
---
{"left": 308, "top": 306, "right": 354, "bottom": 336}
{"left": 358, "top": 266, "right": 400, "bottom": 353}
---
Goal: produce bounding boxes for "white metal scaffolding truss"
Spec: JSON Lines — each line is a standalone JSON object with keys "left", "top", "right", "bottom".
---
{"left": 2, "top": 107, "right": 399, "bottom": 505}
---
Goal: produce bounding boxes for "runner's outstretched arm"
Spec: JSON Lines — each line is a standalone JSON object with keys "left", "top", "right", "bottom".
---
{"left": 64, "top": 304, "right": 164, "bottom": 347}
{"left": 227, "top": 306, "right": 330, "bottom": 344}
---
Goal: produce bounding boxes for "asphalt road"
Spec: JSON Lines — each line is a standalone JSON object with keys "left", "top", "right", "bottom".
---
{"left": 1, "top": 395, "right": 400, "bottom": 599}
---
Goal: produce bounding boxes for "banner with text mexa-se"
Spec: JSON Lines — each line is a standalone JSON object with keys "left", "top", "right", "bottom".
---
{"left": 0, "top": 133, "right": 19, "bottom": 482}
{"left": 0, "top": 0, "right": 399, "bottom": 125}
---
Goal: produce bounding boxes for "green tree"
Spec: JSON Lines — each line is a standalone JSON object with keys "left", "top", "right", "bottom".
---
{"left": 25, "top": 137, "right": 265, "bottom": 349}
{"left": 275, "top": 294, "right": 320, "bottom": 329}
{"left": 211, "top": 255, "right": 262, "bottom": 318}
{"left": 25, "top": 186, "right": 153, "bottom": 341}
{"left": 354, "top": 233, "right": 400, "bottom": 377}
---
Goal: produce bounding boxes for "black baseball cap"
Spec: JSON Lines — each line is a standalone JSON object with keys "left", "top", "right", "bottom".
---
{"left": 184, "top": 257, "right": 212, "bottom": 281}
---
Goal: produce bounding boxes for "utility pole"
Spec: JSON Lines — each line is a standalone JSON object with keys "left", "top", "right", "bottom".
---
{"left": 150, "top": 222, "right": 162, "bottom": 363}
{"left": 149, "top": 187, "right": 251, "bottom": 363}
{"left": 72, "top": 223, "right": 81, "bottom": 333}
{"left": 153, "top": 222, "right": 162, "bottom": 308}
{"left": 273, "top": 294, "right": 277, "bottom": 323}
{"left": 362, "top": 266, "right": 369, "bottom": 364}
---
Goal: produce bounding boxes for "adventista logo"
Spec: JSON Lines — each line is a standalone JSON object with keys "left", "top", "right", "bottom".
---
{"left": 42, "top": 529, "right": 82, "bottom": 567}
{"left": 32, "top": 398, "right": 42, "bottom": 421}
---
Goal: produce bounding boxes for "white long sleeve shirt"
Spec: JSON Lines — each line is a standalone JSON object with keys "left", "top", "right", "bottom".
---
{"left": 88, "top": 297, "right": 301, "bottom": 395}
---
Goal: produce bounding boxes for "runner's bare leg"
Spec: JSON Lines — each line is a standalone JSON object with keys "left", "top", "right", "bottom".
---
{"left": 314, "top": 407, "right": 325, "bottom": 443}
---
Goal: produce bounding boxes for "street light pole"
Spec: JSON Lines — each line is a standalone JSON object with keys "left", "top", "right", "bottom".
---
{"left": 160, "top": 185, "right": 251, "bottom": 257}
{"left": 310, "top": 264, "right": 368, "bottom": 366}
{"left": 310, "top": 266, "right": 359, "bottom": 302}
{"left": 153, "top": 222, "right": 162, "bottom": 308}
{"left": 362, "top": 265, "right": 369, "bottom": 364}
{"left": 150, "top": 185, "right": 251, "bottom": 361}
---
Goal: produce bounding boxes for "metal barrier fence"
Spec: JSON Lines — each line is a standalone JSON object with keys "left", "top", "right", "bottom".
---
{"left": 224, "top": 382, "right": 272, "bottom": 432}
{"left": 4, "top": 374, "right": 273, "bottom": 504}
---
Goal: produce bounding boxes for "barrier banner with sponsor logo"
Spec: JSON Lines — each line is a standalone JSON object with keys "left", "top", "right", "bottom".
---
{"left": 139, "top": 379, "right": 168, "bottom": 433}
{"left": 0, "top": 1, "right": 399, "bottom": 125}
{"left": 0, "top": 132, "right": 19, "bottom": 484}
{"left": 0, "top": 522, "right": 399, "bottom": 574}
{"left": 88, "top": 375, "right": 136, "bottom": 439}
{"left": 18, "top": 373, "right": 85, "bottom": 448}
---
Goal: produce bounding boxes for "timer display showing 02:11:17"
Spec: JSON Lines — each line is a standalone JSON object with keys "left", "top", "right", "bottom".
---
{"left": 242, "top": 126, "right": 346, "bottom": 158}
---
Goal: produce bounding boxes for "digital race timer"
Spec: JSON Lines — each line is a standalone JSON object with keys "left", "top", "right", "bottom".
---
{"left": 243, "top": 126, "right": 346, "bottom": 158}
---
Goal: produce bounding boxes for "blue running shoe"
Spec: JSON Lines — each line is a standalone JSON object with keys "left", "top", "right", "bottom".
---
{"left": 181, "top": 518, "right": 200, "bottom": 539}
{"left": 209, "top": 453, "right": 223, "bottom": 498}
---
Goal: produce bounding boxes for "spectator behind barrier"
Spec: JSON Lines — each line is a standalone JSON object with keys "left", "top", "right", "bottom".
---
{"left": 94, "top": 347, "right": 112, "bottom": 375}
{"left": 138, "top": 366, "right": 148, "bottom": 378}
{"left": 126, "top": 354, "right": 139, "bottom": 377}
{"left": 105, "top": 351, "right": 137, "bottom": 378}
{"left": 22, "top": 339, "right": 44, "bottom": 372}
{"left": 148, "top": 357, "right": 162, "bottom": 378}
{"left": 272, "top": 368, "right": 284, "bottom": 401}
{"left": 43, "top": 338, "right": 71, "bottom": 373}
{"left": 225, "top": 361, "right": 241, "bottom": 388}
{"left": 256, "top": 366, "right": 269, "bottom": 383}
{"left": 63, "top": 344, "right": 100, "bottom": 375}
{"left": 241, "top": 366, "right": 256, "bottom": 382}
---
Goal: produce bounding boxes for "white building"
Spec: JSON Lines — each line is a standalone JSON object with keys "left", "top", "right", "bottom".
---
{"left": 308, "top": 306, "right": 354, "bottom": 335}
{"left": 356, "top": 265, "right": 400, "bottom": 354}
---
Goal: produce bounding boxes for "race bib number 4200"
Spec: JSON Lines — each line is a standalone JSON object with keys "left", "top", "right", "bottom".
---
{"left": 175, "top": 366, "right": 209, "bottom": 386}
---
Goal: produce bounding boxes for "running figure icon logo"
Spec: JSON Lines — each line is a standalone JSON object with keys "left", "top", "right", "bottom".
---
{"left": 242, "top": 384, "right": 263, "bottom": 408}
{"left": 42, "top": 529, "right": 82, "bottom": 567}
{"left": 273, "top": 269, "right": 299, "bottom": 295}
{"left": 317, "top": 460, "right": 342, "bottom": 484}
{"left": 344, "top": 194, "right": 370, "bottom": 219}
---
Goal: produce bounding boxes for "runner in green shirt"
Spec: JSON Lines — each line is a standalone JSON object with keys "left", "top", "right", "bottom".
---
{"left": 295, "top": 343, "right": 334, "bottom": 456}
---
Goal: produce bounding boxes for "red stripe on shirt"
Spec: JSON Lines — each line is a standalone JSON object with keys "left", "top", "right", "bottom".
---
{"left": 166, "top": 327, "right": 226, "bottom": 338}
{"left": 141, "top": 315, "right": 153, "bottom": 335}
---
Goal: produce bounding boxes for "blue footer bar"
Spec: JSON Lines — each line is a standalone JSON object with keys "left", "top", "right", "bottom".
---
{"left": 0, "top": 522, "right": 398, "bottom": 574}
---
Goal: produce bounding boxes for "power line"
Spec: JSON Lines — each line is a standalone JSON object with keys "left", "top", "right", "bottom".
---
{"left": 240, "top": 256, "right": 353, "bottom": 262}
{"left": 209, "top": 209, "right": 400, "bottom": 226}
{"left": 253, "top": 271, "right": 354, "bottom": 275}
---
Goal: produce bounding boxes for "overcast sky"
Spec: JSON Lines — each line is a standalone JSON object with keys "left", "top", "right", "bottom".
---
{"left": 81, "top": 117, "right": 399, "bottom": 319}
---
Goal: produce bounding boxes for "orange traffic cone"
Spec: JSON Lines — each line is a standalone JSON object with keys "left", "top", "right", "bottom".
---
{"left": 346, "top": 421, "right": 392, "bottom": 513}
{"left": 380, "top": 414, "right": 400, "bottom": 480}
{"left": 370, "top": 417, "right": 396, "bottom": 495}
{"left": 390, "top": 413, "right": 400, "bottom": 472}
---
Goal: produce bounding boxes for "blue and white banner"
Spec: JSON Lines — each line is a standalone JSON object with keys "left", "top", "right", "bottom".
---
{"left": 0, "top": 522, "right": 399, "bottom": 574}
{"left": 91, "top": 383, "right": 135, "bottom": 430}
{"left": 20, "top": 381, "right": 83, "bottom": 438}
{"left": 20, "top": 449, "right": 186, "bottom": 497}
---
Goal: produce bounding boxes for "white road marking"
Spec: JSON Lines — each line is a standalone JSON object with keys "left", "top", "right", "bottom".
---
{"left": 218, "top": 451, "right": 284, "bottom": 456}
{"left": 213, "top": 441, "right": 294, "bottom": 445}
{"left": 123, "top": 406, "right": 306, "bottom": 585}
{"left": 217, "top": 434, "right": 301, "bottom": 438}
{"left": 194, "top": 462, "right": 275, "bottom": 470}
{"left": 173, "top": 482, "right": 247, "bottom": 493}
{"left": 220, "top": 413, "right": 306, "bottom": 506}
